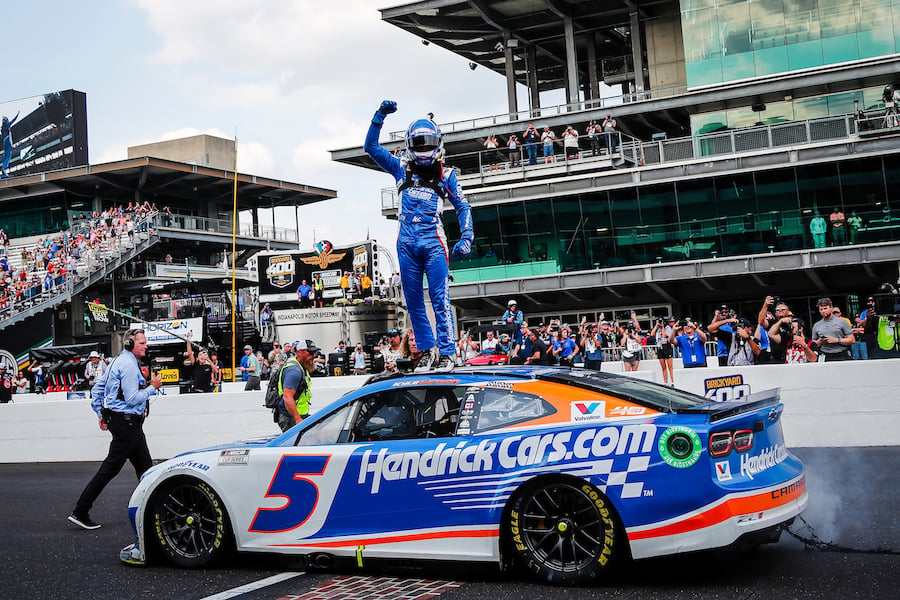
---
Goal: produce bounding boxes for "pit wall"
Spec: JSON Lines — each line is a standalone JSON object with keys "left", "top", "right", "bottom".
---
{"left": 1, "top": 359, "right": 897, "bottom": 463}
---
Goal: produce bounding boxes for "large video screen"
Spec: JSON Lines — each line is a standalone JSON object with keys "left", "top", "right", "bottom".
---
{"left": 257, "top": 241, "right": 378, "bottom": 304}
{"left": 0, "top": 89, "right": 88, "bottom": 177}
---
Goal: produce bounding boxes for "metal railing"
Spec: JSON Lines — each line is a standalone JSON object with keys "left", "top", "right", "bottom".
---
{"left": 152, "top": 212, "right": 298, "bottom": 242}
{"left": 384, "top": 84, "right": 689, "bottom": 141}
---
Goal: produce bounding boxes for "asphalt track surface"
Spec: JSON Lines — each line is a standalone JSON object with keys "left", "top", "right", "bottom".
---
{"left": 1, "top": 448, "right": 897, "bottom": 600}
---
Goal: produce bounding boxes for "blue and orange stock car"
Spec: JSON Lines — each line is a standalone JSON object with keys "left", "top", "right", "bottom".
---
{"left": 124, "top": 366, "right": 807, "bottom": 585}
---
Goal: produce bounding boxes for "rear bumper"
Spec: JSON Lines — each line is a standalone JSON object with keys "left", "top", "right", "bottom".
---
{"left": 627, "top": 474, "right": 808, "bottom": 560}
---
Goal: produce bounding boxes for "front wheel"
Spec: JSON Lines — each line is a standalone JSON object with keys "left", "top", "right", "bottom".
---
{"left": 150, "top": 478, "right": 232, "bottom": 568}
{"left": 504, "top": 478, "right": 621, "bottom": 585}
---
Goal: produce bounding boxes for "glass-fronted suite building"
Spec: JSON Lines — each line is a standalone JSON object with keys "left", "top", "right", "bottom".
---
{"left": 333, "top": 0, "right": 900, "bottom": 327}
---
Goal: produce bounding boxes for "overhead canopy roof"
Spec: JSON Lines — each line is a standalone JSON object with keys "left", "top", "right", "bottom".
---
{"left": 381, "top": 0, "right": 679, "bottom": 93}
{"left": 0, "top": 156, "right": 336, "bottom": 210}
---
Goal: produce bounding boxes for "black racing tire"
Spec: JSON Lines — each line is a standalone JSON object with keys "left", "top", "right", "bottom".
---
{"left": 504, "top": 477, "right": 622, "bottom": 585}
{"left": 150, "top": 478, "right": 232, "bottom": 568}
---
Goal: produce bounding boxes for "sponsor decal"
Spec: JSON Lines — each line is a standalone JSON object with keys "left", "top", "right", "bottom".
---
{"left": 715, "top": 460, "right": 733, "bottom": 482}
{"left": 357, "top": 424, "right": 656, "bottom": 493}
{"left": 658, "top": 426, "right": 702, "bottom": 468}
{"left": 740, "top": 444, "right": 787, "bottom": 480}
{"left": 571, "top": 401, "right": 606, "bottom": 423}
{"left": 218, "top": 449, "right": 250, "bottom": 465}
{"left": 771, "top": 476, "right": 805, "bottom": 499}
{"left": 300, "top": 240, "right": 347, "bottom": 270}
{"left": 266, "top": 255, "right": 296, "bottom": 289}
{"left": 136, "top": 317, "right": 203, "bottom": 345}
{"left": 391, "top": 379, "right": 461, "bottom": 387}
{"left": 87, "top": 302, "right": 109, "bottom": 323}
{"left": 608, "top": 405, "right": 648, "bottom": 417}
{"left": 736, "top": 512, "right": 764, "bottom": 524}
{"left": 161, "top": 459, "right": 210, "bottom": 475}
{"left": 352, "top": 245, "right": 368, "bottom": 270}
{"left": 704, "top": 374, "right": 751, "bottom": 402}
{"left": 158, "top": 368, "right": 179, "bottom": 384}
{"left": 483, "top": 381, "right": 513, "bottom": 389}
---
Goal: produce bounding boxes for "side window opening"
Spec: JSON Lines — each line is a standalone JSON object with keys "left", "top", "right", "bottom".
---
{"left": 351, "top": 388, "right": 463, "bottom": 442}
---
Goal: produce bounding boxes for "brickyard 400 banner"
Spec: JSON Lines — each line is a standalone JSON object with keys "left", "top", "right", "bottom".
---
{"left": 256, "top": 241, "right": 378, "bottom": 305}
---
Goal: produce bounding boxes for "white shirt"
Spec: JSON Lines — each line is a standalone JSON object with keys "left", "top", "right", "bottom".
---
{"left": 482, "top": 337, "right": 499, "bottom": 352}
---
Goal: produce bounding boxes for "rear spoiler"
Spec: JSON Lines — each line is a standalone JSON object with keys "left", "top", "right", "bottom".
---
{"left": 681, "top": 388, "right": 782, "bottom": 423}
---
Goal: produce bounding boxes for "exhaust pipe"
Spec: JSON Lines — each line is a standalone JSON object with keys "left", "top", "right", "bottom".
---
{"left": 308, "top": 552, "right": 335, "bottom": 569}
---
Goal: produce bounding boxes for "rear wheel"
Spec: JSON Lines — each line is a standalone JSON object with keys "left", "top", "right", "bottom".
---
{"left": 504, "top": 478, "right": 621, "bottom": 585}
{"left": 150, "top": 478, "right": 232, "bottom": 568}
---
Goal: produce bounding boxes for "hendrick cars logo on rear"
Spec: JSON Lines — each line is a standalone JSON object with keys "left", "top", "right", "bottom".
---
{"left": 358, "top": 424, "right": 655, "bottom": 493}
{"left": 740, "top": 444, "right": 787, "bottom": 479}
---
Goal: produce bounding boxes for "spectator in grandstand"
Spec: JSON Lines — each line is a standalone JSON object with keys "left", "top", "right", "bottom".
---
{"left": 523, "top": 124, "right": 540, "bottom": 165}
{"left": 669, "top": 318, "right": 708, "bottom": 368}
{"left": 563, "top": 125, "right": 579, "bottom": 160}
{"left": 186, "top": 337, "right": 217, "bottom": 394}
{"left": 847, "top": 211, "right": 863, "bottom": 245}
{"left": 541, "top": 127, "right": 557, "bottom": 163}
{"left": 830, "top": 207, "right": 846, "bottom": 246}
{"left": 587, "top": 121, "right": 601, "bottom": 156}
{"left": 810, "top": 213, "right": 828, "bottom": 249}
{"left": 602, "top": 114, "right": 618, "bottom": 155}
{"left": 483, "top": 134, "right": 500, "bottom": 171}
{"left": 507, "top": 133, "right": 520, "bottom": 167}
{"left": 710, "top": 309, "right": 761, "bottom": 366}
{"left": 810, "top": 297, "right": 854, "bottom": 361}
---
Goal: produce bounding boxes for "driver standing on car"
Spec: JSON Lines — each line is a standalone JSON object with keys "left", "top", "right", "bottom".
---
{"left": 68, "top": 328, "right": 162, "bottom": 530}
{"left": 275, "top": 340, "right": 319, "bottom": 432}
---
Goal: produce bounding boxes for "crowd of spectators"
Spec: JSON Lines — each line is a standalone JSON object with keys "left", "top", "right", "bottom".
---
{"left": 480, "top": 115, "right": 621, "bottom": 171}
{"left": 451, "top": 292, "right": 887, "bottom": 384}
{"left": 0, "top": 206, "right": 156, "bottom": 321}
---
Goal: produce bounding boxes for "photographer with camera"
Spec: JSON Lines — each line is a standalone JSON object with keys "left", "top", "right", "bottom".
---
{"left": 580, "top": 319, "right": 604, "bottom": 370}
{"left": 709, "top": 306, "right": 737, "bottom": 366}
{"left": 810, "top": 297, "right": 854, "bottom": 361}
{"left": 650, "top": 316, "right": 676, "bottom": 385}
{"left": 669, "top": 318, "right": 708, "bottom": 368}
{"left": 619, "top": 312, "right": 644, "bottom": 372}
{"left": 710, "top": 310, "right": 761, "bottom": 366}
{"left": 768, "top": 316, "right": 818, "bottom": 364}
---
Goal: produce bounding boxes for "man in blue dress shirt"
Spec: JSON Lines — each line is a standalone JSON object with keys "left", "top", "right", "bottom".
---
{"left": 68, "top": 328, "right": 162, "bottom": 530}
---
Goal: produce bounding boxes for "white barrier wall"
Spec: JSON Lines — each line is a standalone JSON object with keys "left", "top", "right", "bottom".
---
{"left": 1, "top": 360, "right": 898, "bottom": 463}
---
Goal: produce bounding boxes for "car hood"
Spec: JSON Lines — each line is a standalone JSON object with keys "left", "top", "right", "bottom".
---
{"left": 173, "top": 434, "right": 281, "bottom": 458}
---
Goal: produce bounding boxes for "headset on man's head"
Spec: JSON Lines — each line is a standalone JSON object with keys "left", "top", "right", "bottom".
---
{"left": 123, "top": 328, "right": 143, "bottom": 351}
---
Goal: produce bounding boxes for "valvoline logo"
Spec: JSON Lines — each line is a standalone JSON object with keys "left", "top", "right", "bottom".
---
{"left": 570, "top": 401, "right": 606, "bottom": 423}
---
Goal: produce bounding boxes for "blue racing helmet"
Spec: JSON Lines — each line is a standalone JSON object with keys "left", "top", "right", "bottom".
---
{"left": 406, "top": 118, "right": 443, "bottom": 166}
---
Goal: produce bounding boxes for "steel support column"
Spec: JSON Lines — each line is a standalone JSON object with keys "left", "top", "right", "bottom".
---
{"left": 630, "top": 10, "right": 646, "bottom": 95}
{"left": 563, "top": 17, "right": 579, "bottom": 105}
{"left": 504, "top": 36, "right": 519, "bottom": 119}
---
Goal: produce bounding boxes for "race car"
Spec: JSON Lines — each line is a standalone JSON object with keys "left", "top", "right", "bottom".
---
{"left": 122, "top": 366, "right": 807, "bottom": 585}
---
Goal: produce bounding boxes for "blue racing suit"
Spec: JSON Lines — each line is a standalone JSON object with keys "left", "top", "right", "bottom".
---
{"left": 365, "top": 114, "right": 473, "bottom": 357}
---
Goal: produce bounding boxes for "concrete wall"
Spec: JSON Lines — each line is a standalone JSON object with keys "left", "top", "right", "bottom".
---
{"left": 127, "top": 134, "right": 236, "bottom": 171}
{"left": 2, "top": 360, "right": 898, "bottom": 463}
{"left": 645, "top": 14, "right": 686, "bottom": 91}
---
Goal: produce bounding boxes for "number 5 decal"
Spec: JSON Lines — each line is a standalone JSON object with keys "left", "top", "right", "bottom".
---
{"left": 249, "top": 455, "right": 330, "bottom": 533}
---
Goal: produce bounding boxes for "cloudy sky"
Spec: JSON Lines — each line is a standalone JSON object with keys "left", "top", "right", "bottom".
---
{"left": 6, "top": 0, "right": 539, "bottom": 264}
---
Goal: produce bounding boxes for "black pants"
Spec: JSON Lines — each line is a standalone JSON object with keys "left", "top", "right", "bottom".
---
{"left": 245, "top": 375, "right": 261, "bottom": 391}
{"left": 74, "top": 412, "right": 151, "bottom": 516}
{"left": 823, "top": 351, "right": 851, "bottom": 362}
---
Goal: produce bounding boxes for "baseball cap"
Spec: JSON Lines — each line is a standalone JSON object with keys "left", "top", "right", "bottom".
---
{"left": 89, "top": 350, "right": 100, "bottom": 358}
{"left": 294, "top": 339, "right": 319, "bottom": 354}
{"left": 243, "top": 344, "right": 252, "bottom": 351}
{"left": 387, "top": 329, "right": 401, "bottom": 337}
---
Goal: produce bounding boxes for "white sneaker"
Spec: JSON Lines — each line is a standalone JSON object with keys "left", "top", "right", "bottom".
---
{"left": 414, "top": 348, "right": 438, "bottom": 372}
{"left": 119, "top": 543, "right": 145, "bottom": 566}
{"left": 434, "top": 354, "right": 457, "bottom": 372}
